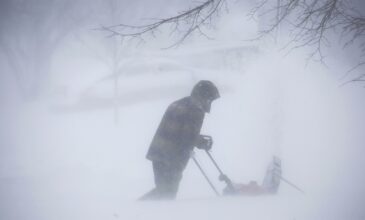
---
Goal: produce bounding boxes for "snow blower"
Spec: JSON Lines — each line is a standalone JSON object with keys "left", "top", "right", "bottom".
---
{"left": 192, "top": 136, "right": 305, "bottom": 196}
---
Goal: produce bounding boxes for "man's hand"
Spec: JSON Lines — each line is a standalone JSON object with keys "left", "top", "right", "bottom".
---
{"left": 196, "top": 135, "right": 213, "bottom": 151}
{"left": 219, "top": 174, "right": 229, "bottom": 182}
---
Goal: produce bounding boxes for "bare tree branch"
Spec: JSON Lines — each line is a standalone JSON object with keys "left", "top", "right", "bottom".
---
{"left": 98, "top": 0, "right": 226, "bottom": 48}
{"left": 251, "top": 0, "right": 365, "bottom": 83}
{"left": 98, "top": 0, "right": 365, "bottom": 84}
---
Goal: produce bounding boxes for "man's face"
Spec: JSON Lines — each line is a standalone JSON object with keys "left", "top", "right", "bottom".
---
{"left": 202, "top": 98, "right": 214, "bottom": 113}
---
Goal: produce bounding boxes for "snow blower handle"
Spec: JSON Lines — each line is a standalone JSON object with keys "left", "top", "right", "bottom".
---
{"left": 191, "top": 152, "right": 220, "bottom": 196}
{"left": 205, "top": 150, "right": 236, "bottom": 193}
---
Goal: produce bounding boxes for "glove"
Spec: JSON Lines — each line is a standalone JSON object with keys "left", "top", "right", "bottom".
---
{"left": 219, "top": 174, "right": 228, "bottom": 182}
{"left": 196, "top": 135, "right": 213, "bottom": 151}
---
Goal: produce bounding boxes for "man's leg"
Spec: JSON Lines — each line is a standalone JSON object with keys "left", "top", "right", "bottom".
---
{"left": 138, "top": 161, "right": 164, "bottom": 201}
{"left": 138, "top": 188, "right": 157, "bottom": 200}
{"left": 153, "top": 161, "right": 183, "bottom": 199}
{"left": 159, "top": 167, "right": 182, "bottom": 199}
{"left": 139, "top": 161, "right": 183, "bottom": 200}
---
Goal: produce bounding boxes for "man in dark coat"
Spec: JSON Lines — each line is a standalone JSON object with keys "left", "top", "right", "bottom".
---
{"left": 140, "top": 80, "right": 220, "bottom": 200}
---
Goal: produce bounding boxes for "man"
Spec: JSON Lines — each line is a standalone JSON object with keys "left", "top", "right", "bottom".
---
{"left": 140, "top": 80, "right": 220, "bottom": 200}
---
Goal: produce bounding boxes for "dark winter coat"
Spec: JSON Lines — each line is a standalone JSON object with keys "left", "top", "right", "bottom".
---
{"left": 146, "top": 96, "right": 205, "bottom": 170}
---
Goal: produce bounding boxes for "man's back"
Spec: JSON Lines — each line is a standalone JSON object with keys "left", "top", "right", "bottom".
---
{"left": 146, "top": 96, "right": 205, "bottom": 169}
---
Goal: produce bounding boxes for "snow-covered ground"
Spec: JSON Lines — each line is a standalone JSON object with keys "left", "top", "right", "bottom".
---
{"left": 1, "top": 44, "right": 365, "bottom": 220}
{"left": 1, "top": 2, "right": 365, "bottom": 219}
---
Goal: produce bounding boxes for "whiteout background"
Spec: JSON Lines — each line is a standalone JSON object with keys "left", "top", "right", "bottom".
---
{"left": 0, "top": 1, "right": 365, "bottom": 220}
